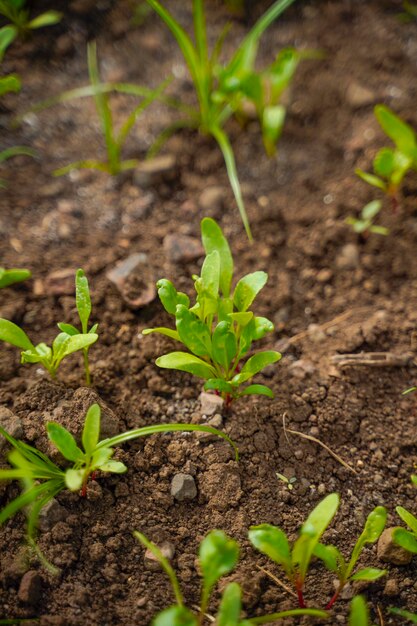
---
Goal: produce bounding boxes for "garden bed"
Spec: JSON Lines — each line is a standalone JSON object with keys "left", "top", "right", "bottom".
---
{"left": 1, "top": 0, "right": 417, "bottom": 624}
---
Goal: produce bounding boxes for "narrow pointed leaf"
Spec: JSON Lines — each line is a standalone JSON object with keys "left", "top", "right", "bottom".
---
{"left": 350, "top": 567, "right": 386, "bottom": 581}
{"left": 75, "top": 269, "right": 92, "bottom": 333}
{"left": 239, "top": 384, "right": 274, "bottom": 398}
{"left": 201, "top": 218, "right": 234, "bottom": 297}
{"left": 82, "top": 403, "right": 101, "bottom": 456}
{"left": 156, "top": 352, "right": 217, "bottom": 380}
{"left": 396, "top": 506, "right": 417, "bottom": 534}
{"left": 0, "top": 319, "right": 34, "bottom": 351}
{"left": 142, "top": 327, "right": 181, "bottom": 342}
{"left": 232, "top": 351, "right": 281, "bottom": 385}
{"left": 217, "top": 582, "right": 242, "bottom": 626}
{"left": 233, "top": 272, "right": 268, "bottom": 312}
{"left": 47, "top": 422, "right": 84, "bottom": 462}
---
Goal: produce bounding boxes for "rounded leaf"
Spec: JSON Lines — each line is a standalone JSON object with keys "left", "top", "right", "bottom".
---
{"left": 199, "top": 530, "right": 239, "bottom": 591}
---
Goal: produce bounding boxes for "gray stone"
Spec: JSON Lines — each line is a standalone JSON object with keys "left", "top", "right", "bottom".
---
{"left": 199, "top": 391, "right": 224, "bottom": 417}
{"left": 38, "top": 498, "right": 67, "bottom": 532}
{"left": 336, "top": 244, "right": 360, "bottom": 270}
{"left": 0, "top": 408, "right": 23, "bottom": 450}
{"left": 377, "top": 528, "right": 413, "bottom": 565}
{"left": 163, "top": 234, "right": 204, "bottom": 263}
{"left": 171, "top": 473, "right": 197, "bottom": 501}
{"left": 144, "top": 542, "right": 175, "bottom": 571}
{"left": 18, "top": 570, "right": 42, "bottom": 604}
{"left": 134, "top": 155, "right": 178, "bottom": 189}
{"left": 106, "top": 253, "right": 155, "bottom": 309}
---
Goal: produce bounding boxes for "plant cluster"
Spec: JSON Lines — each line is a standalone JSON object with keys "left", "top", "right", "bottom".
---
{"left": 143, "top": 218, "right": 281, "bottom": 405}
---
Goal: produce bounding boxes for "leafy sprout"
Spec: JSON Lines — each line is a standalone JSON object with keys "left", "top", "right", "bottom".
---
{"left": 146, "top": 0, "right": 299, "bottom": 240}
{"left": 0, "top": 403, "right": 237, "bottom": 570}
{"left": 0, "top": 266, "right": 31, "bottom": 288}
{"left": 0, "top": 0, "right": 61, "bottom": 61}
{"left": 356, "top": 105, "right": 417, "bottom": 211}
{"left": 345, "top": 200, "right": 389, "bottom": 237}
{"left": 349, "top": 596, "right": 376, "bottom": 626}
{"left": 143, "top": 218, "right": 281, "bottom": 407}
{"left": 134, "top": 530, "right": 328, "bottom": 625}
{"left": 393, "top": 506, "right": 417, "bottom": 555}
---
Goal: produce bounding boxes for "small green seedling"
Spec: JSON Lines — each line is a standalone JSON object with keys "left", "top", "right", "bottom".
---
{"left": 0, "top": 317, "right": 97, "bottom": 379}
{"left": 146, "top": 0, "right": 297, "bottom": 239}
{"left": 398, "top": 1, "right": 417, "bottom": 22}
{"left": 393, "top": 506, "right": 417, "bottom": 555}
{"left": 0, "top": 266, "right": 31, "bottom": 288}
{"left": 390, "top": 608, "right": 417, "bottom": 623}
{"left": 57, "top": 269, "right": 98, "bottom": 386}
{"left": 249, "top": 493, "right": 340, "bottom": 608}
{"left": 349, "top": 596, "right": 376, "bottom": 626}
{"left": 0, "top": 0, "right": 61, "bottom": 61}
{"left": 356, "top": 105, "right": 417, "bottom": 211}
{"left": 345, "top": 200, "right": 389, "bottom": 237}
{"left": 135, "top": 530, "right": 328, "bottom": 625}
{"left": 38, "top": 42, "right": 168, "bottom": 177}
{"left": 143, "top": 218, "right": 281, "bottom": 406}
{"left": 314, "top": 506, "right": 387, "bottom": 609}
{"left": 0, "top": 403, "right": 237, "bottom": 569}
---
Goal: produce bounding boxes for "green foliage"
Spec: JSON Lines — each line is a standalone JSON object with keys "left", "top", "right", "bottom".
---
{"left": 146, "top": 0, "right": 299, "bottom": 240}
{"left": 135, "top": 530, "right": 328, "bottom": 625}
{"left": 57, "top": 269, "right": 98, "bottom": 385}
{"left": 249, "top": 493, "right": 340, "bottom": 608}
{"left": 0, "top": 266, "right": 31, "bottom": 288}
{"left": 390, "top": 607, "right": 417, "bottom": 623}
{"left": 398, "top": 1, "right": 417, "bottom": 22}
{"left": 349, "top": 596, "right": 375, "bottom": 626}
{"left": 0, "top": 0, "right": 61, "bottom": 61}
{"left": 143, "top": 218, "right": 281, "bottom": 405}
{"left": 0, "top": 403, "right": 237, "bottom": 569}
{"left": 345, "top": 200, "right": 389, "bottom": 237}
{"left": 393, "top": 506, "right": 417, "bottom": 554}
{"left": 356, "top": 105, "right": 417, "bottom": 205}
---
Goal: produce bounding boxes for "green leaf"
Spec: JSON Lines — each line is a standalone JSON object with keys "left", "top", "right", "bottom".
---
{"left": 396, "top": 506, "right": 417, "bottom": 534}
{"left": 200, "top": 250, "right": 220, "bottom": 300}
{"left": 47, "top": 422, "right": 84, "bottom": 462}
{"left": 247, "top": 609, "right": 329, "bottom": 624}
{"left": 232, "top": 351, "right": 281, "bottom": 385}
{"left": 292, "top": 493, "right": 340, "bottom": 583}
{"left": 65, "top": 468, "right": 84, "bottom": 491}
{"left": 355, "top": 169, "right": 387, "bottom": 192}
{"left": 349, "top": 596, "right": 370, "bottom": 626}
{"left": 91, "top": 447, "right": 113, "bottom": 467}
{"left": 152, "top": 606, "right": 198, "bottom": 626}
{"left": 313, "top": 543, "right": 342, "bottom": 573}
{"left": 253, "top": 316, "right": 274, "bottom": 340}
{"left": 212, "top": 321, "right": 237, "bottom": 371}
{"left": 389, "top": 608, "right": 417, "bottom": 623}
{"left": 262, "top": 105, "right": 286, "bottom": 156}
{"left": 99, "top": 460, "right": 127, "bottom": 473}
{"left": 346, "top": 506, "right": 387, "bottom": 579}
{"left": 176, "top": 305, "right": 212, "bottom": 358}
{"left": 375, "top": 104, "right": 417, "bottom": 156}
{"left": 362, "top": 200, "right": 382, "bottom": 221}
{"left": 28, "top": 10, "right": 62, "bottom": 29}
{"left": 393, "top": 528, "right": 417, "bottom": 553}
{"left": 233, "top": 271, "right": 268, "bottom": 312}
{"left": 156, "top": 352, "right": 217, "bottom": 380}
{"left": 201, "top": 218, "right": 234, "bottom": 298}
{"left": 82, "top": 403, "right": 101, "bottom": 456}
{"left": 54, "top": 332, "right": 98, "bottom": 366}
{"left": 350, "top": 567, "right": 386, "bottom": 582}
{"left": 239, "top": 384, "right": 274, "bottom": 398}
{"left": 0, "top": 25, "right": 17, "bottom": 61}
{"left": 204, "top": 379, "right": 234, "bottom": 394}
{"left": 75, "top": 269, "right": 91, "bottom": 334}
{"left": 249, "top": 524, "right": 293, "bottom": 578}
{"left": 0, "top": 319, "right": 34, "bottom": 351}
{"left": 142, "top": 327, "right": 181, "bottom": 342}
{"left": 57, "top": 323, "right": 79, "bottom": 336}
{"left": 228, "top": 312, "right": 254, "bottom": 327}
{"left": 0, "top": 268, "right": 31, "bottom": 289}
{"left": 373, "top": 147, "right": 395, "bottom": 178}
{"left": 217, "top": 582, "right": 242, "bottom": 626}
{"left": 156, "top": 279, "right": 190, "bottom": 315}
{"left": 0, "top": 73, "right": 21, "bottom": 96}
{"left": 199, "top": 530, "right": 239, "bottom": 593}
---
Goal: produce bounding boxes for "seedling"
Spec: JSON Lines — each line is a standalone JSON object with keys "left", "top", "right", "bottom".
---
{"left": 356, "top": 105, "right": 417, "bottom": 211}
{"left": 0, "top": 403, "right": 237, "bottom": 569}
{"left": 0, "top": 317, "right": 97, "bottom": 379}
{"left": 143, "top": 218, "right": 281, "bottom": 406}
{"left": 393, "top": 506, "right": 417, "bottom": 555}
{"left": 390, "top": 608, "right": 417, "bottom": 623}
{"left": 0, "top": 0, "right": 61, "bottom": 61}
{"left": 349, "top": 596, "right": 376, "bottom": 626}
{"left": 57, "top": 269, "right": 98, "bottom": 386}
{"left": 40, "top": 42, "right": 168, "bottom": 177}
{"left": 135, "top": 530, "right": 328, "bottom": 625}
{"left": 0, "top": 266, "right": 31, "bottom": 288}
{"left": 345, "top": 200, "right": 389, "bottom": 237}
{"left": 146, "top": 0, "right": 297, "bottom": 240}
{"left": 314, "top": 506, "right": 387, "bottom": 609}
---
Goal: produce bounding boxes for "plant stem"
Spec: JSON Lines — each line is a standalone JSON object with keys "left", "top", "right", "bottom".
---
{"left": 83, "top": 348, "right": 91, "bottom": 386}
{"left": 325, "top": 588, "right": 340, "bottom": 610}
{"left": 295, "top": 580, "right": 306, "bottom": 608}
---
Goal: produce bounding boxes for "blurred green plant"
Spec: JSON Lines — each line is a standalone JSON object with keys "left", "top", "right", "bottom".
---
{"left": 0, "top": 266, "right": 31, "bottom": 288}
{"left": 345, "top": 200, "right": 389, "bottom": 237}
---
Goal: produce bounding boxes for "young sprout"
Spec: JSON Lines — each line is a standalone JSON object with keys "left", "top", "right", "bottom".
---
{"left": 393, "top": 506, "right": 417, "bottom": 555}
{"left": 143, "top": 218, "right": 281, "bottom": 407}
{"left": 0, "top": 0, "right": 61, "bottom": 61}
{"left": 134, "top": 530, "right": 328, "bottom": 625}
{"left": 345, "top": 200, "right": 389, "bottom": 237}
{"left": 356, "top": 105, "right": 417, "bottom": 211}
{"left": 146, "top": 0, "right": 298, "bottom": 240}
{"left": 249, "top": 493, "right": 340, "bottom": 608}
{"left": 314, "top": 506, "right": 387, "bottom": 609}
{"left": 349, "top": 596, "right": 375, "bottom": 626}
{"left": 57, "top": 269, "right": 98, "bottom": 386}
{"left": 0, "top": 403, "right": 237, "bottom": 569}
{"left": 0, "top": 267, "right": 31, "bottom": 288}
{"left": 390, "top": 607, "right": 417, "bottom": 623}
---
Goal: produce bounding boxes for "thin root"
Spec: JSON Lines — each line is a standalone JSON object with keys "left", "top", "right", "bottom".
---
{"left": 256, "top": 565, "right": 297, "bottom": 598}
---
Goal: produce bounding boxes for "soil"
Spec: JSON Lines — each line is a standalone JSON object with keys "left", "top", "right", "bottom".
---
{"left": 1, "top": 0, "right": 417, "bottom": 624}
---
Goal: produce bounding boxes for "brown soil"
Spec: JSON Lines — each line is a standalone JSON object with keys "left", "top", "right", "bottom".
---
{"left": 1, "top": 0, "right": 417, "bottom": 624}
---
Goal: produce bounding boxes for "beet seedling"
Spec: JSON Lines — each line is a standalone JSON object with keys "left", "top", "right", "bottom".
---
{"left": 356, "top": 105, "right": 417, "bottom": 211}
{"left": 393, "top": 506, "right": 417, "bottom": 555}
{"left": 0, "top": 403, "right": 237, "bottom": 570}
{"left": 135, "top": 530, "right": 328, "bottom": 625}
{"left": 0, "top": 267, "right": 31, "bottom": 288}
{"left": 345, "top": 200, "right": 389, "bottom": 237}
{"left": 57, "top": 269, "right": 98, "bottom": 386}
{"left": 143, "top": 218, "right": 281, "bottom": 406}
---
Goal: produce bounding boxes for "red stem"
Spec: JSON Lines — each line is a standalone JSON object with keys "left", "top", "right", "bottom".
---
{"left": 325, "top": 588, "right": 340, "bottom": 611}
{"left": 296, "top": 580, "right": 306, "bottom": 608}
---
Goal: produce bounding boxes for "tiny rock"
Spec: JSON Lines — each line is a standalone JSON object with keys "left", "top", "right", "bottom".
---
{"left": 289, "top": 359, "right": 316, "bottom": 379}
{"left": 106, "top": 253, "right": 155, "bottom": 309}
{"left": 346, "top": 81, "right": 376, "bottom": 108}
{"left": 336, "top": 243, "right": 360, "bottom": 270}
{"left": 0, "top": 408, "right": 23, "bottom": 450}
{"left": 383, "top": 578, "right": 400, "bottom": 596}
{"left": 38, "top": 498, "right": 67, "bottom": 532}
{"left": 171, "top": 473, "right": 197, "bottom": 501}
{"left": 316, "top": 268, "right": 333, "bottom": 283}
{"left": 307, "top": 323, "right": 326, "bottom": 343}
{"left": 163, "top": 234, "right": 204, "bottom": 263}
{"left": 377, "top": 528, "right": 413, "bottom": 565}
{"left": 18, "top": 570, "right": 42, "bottom": 604}
{"left": 144, "top": 542, "right": 175, "bottom": 571}
{"left": 134, "top": 155, "right": 178, "bottom": 189}
{"left": 42, "top": 268, "right": 77, "bottom": 296}
{"left": 199, "top": 391, "right": 224, "bottom": 417}
{"left": 198, "top": 186, "right": 224, "bottom": 218}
